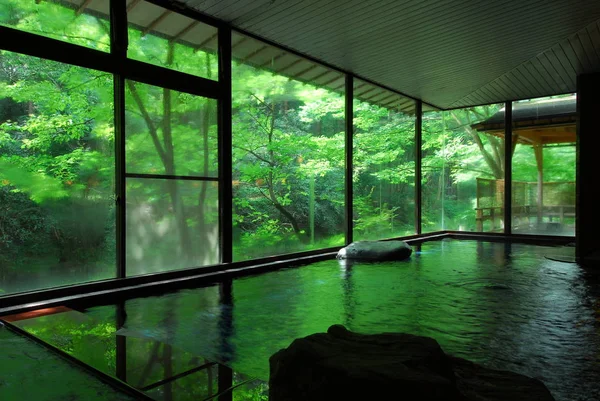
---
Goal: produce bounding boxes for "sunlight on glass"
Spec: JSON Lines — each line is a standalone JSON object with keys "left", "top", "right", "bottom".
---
{"left": 126, "top": 178, "right": 219, "bottom": 275}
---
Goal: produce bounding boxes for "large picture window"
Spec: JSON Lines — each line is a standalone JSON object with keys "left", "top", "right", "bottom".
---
{"left": 353, "top": 80, "right": 416, "bottom": 240}
{"left": 0, "top": 52, "right": 115, "bottom": 294}
{"left": 509, "top": 95, "right": 576, "bottom": 236}
{"left": 0, "top": 0, "right": 578, "bottom": 298}
{"left": 125, "top": 81, "right": 219, "bottom": 275}
{"left": 231, "top": 33, "right": 346, "bottom": 261}
{"left": 422, "top": 104, "right": 503, "bottom": 232}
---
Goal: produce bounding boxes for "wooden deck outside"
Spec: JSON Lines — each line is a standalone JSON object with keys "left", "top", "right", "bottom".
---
{"left": 475, "top": 205, "right": 575, "bottom": 232}
{"left": 475, "top": 178, "right": 575, "bottom": 232}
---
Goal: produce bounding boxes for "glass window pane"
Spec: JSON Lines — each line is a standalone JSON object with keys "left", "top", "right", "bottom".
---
{"left": 0, "top": 0, "right": 111, "bottom": 52}
{"left": 352, "top": 80, "right": 416, "bottom": 240}
{"left": 422, "top": 104, "right": 503, "bottom": 232}
{"left": 0, "top": 52, "right": 115, "bottom": 295}
{"left": 510, "top": 95, "right": 576, "bottom": 236}
{"left": 231, "top": 33, "right": 345, "bottom": 261}
{"left": 126, "top": 178, "right": 219, "bottom": 275}
{"left": 127, "top": 0, "right": 218, "bottom": 80}
{"left": 125, "top": 81, "right": 218, "bottom": 178}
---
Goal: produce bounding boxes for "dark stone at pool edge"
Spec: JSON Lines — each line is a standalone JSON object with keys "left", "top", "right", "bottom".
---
{"left": 269, "top": 325, "right": 555, "bottom": 401}
{"left": 337, "top": 240, "right": 412, "bottom": 261}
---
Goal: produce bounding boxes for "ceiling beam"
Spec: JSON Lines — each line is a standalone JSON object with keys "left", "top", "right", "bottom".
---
{"left": 142, "top": 10, "right": 172, "bottom": 37}
{"left": 127, "top": 0, "right": 143, "bottom": 13}
{"left": 241, "top": 45, "right": 269, "bottom": 63}
{"left": 322, "top": 74, "right": 344, "bottom": 86}
{"left": 311, "top": 69, "right": 335, "bottom": 82}
{"left": 75, "top": 0, "right": 93, "bottom": 16}
{"left": 171, "top": 21, "right": 199, "bottom": 42}
{"left": 294, "top": 64, "right": 319, "bottom": 78}
{"left": 276, "top": 58, "right": 304, "bottom": 74}
{"left": 259, "top": 51, "right": 287, "bottom": 68}
{"left": 195, "top": 32, "right": 218, "bottom": 52}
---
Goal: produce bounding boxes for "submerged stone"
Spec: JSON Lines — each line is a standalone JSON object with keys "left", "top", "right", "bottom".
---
{"left": 337, "top": 240, "right": 412, "bottom": 261}
{"left": 269, "top": 325, "right": 555, "bottom": 401}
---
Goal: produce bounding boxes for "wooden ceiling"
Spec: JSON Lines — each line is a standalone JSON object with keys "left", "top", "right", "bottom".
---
{"left": 178, "top": 0, "right": 600, "bottom": 109}
{"left": 62, "top": 0, "right": 600, "bottom": 110}
{"left": 471, "top": 96, "right": 577, "bottom": 145}
{"left": 59, "top": 0, "right": 424, "bottom": 113}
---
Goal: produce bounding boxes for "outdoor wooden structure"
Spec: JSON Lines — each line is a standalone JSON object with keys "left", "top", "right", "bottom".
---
{"left": 471, "top": 96, "right": 576, "bottom": 232}
{"left": 475, "top": 178, "right": 575, "bottom": 232}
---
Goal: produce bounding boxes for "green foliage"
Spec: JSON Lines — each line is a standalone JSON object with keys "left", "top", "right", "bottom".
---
{"left": 0, "top": 185, "right": 51, "bottom": 263}
{"left": 0, "top": 0, "right": 577, "bottom": 291}
{"left": 0, "top": 0, "right": 110, "bottom": 51}
{"left": 231, "top": 62, "right": 347, "bottom": 259}
{"left": 0, "top": 15, "right": 115, "bottom": 287}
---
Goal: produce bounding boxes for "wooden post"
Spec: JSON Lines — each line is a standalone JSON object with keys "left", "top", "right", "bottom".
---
{"left": 511, "top": 134, "right": 519, "bottom": 157}
{"left": 534, "top": 144, "right": 543, "bottom": 227}
{"left": 560, "top": 206, "right": 565, "bottom": 224}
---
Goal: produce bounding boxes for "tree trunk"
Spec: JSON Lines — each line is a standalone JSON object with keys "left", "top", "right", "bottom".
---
{"left": 265, "top": 102, "right": 306, "bottom": 241}
{"left": 450, "top": 111, "right": 503, "bottom": 179}
{"left": 163, "top": 43, "right": 194, "bottom": 264}
{"left": 128, "top": 43, "right": 194, "bottom": 265}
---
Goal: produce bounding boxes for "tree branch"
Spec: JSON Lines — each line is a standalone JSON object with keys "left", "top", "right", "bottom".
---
{"left": 126, "top": 81, "right": 168, "bottom": 166}
{"left": 232, "top": 143, "right": 274, "bottom": 166}
{"left": 67, "top": 73, "right": 110, "bottom": 91}
{"left": 450, "top": 111, "right": 502, "bottom": 178}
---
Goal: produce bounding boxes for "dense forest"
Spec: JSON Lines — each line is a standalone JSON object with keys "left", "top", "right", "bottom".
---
{"left": 0, "top": 0, "right": 576, "bottom": 294}
{"left": 0, "top": 2, "right": 578, "bottom": 401}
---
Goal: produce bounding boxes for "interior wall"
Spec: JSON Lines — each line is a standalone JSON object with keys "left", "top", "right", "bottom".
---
{"left": 576, "top": 73, "right": 600, "bottom": 259}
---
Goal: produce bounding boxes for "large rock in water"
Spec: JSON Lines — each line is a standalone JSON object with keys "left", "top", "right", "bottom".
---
{"left": 337, "top": 240, "right": 412, "bottom": 261}
{"left": 269, "top": 325, "right": 555, "bottom": 401}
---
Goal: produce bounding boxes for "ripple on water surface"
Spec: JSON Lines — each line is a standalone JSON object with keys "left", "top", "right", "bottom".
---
{"left": 89, "top": 239, "right": 600, "bottom": 401}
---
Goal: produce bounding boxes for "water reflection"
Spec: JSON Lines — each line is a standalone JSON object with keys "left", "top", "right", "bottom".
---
{"left": 338, "top": 260, "right": 356, "bottom": 327}
{"left": 107, "top": 239, "right": 598, "bottom": 401}
{"left": 218, "top": 280, "right": 234, "bottom": 364}
{"left": 5, "top": 239, "right": 598, "bottom": 401}
{"left": 4, "top": 304, "right": 263, "bottom": 401}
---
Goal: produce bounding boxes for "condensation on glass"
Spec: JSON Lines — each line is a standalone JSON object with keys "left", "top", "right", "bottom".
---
{"left": 352, "top": 79, "right": 416, "bottom": 240}
{"left": 231, "top": 32, "right": 346, "bottom": 261}
{"left": 125, "top": 81, "right": 219, "bottom": 275}
{"left": 0, "top": 0, "right": 111, "bottom": 52}
{"left": 127, "top": 0, "right": 218, "bottom": 80}
{"left": 0, "top": 52, "right": 115, "bottom": 295}
{"left": 510, "top": 95, "right": 576, "bottom": 236}
{"left": 126, "top": 178, "right": 219, "bottom": 275}
{"left": 421, "top": 104, "right": 504, "bottom": 233}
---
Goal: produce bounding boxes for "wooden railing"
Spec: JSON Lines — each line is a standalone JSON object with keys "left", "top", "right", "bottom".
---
{"left": 475, "top": 204, "right": 575, "bottom": 232}
{"left": 475, "top": 178, "right": 575, "bottom": 232}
